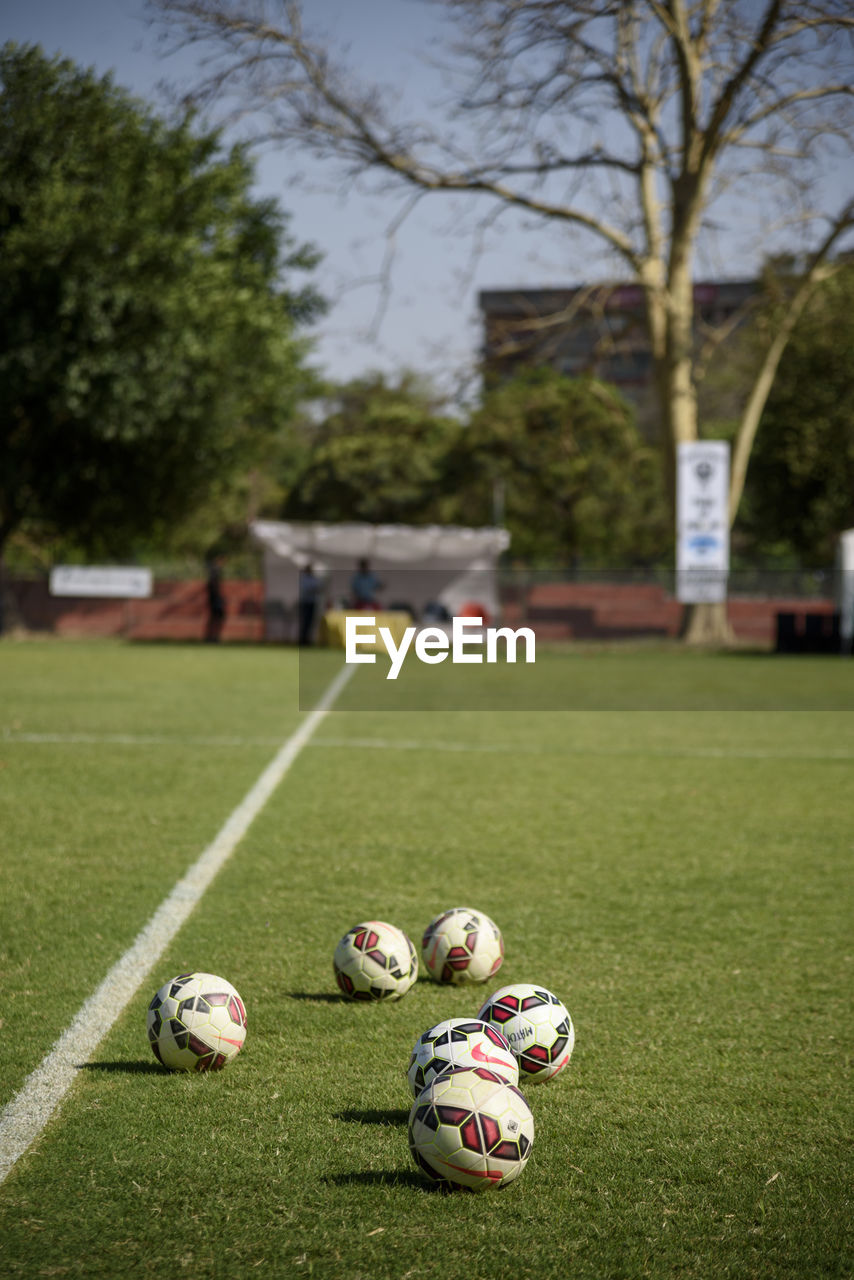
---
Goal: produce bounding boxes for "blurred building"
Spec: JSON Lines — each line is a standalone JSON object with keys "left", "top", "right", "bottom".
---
{"left": 478, "top": 280, "right": 757, "bottom": 437}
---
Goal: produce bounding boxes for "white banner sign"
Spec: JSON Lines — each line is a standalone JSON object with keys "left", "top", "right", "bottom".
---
{"left": 49, "top": 566, "right": 153, "bottom": 599}
{"left": 676, "top": 441, "right": 730, "bottom": 604}
{"left": 836, "top": 528, "right": 854, "bottom": 650}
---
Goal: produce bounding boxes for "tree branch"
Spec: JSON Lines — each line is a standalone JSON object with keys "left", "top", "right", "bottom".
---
{"left": 729, "top": 196, "right": 854, "bottom": 521}
{"left": 700, "top": 0, "right": 785, "bottom": 169}
{"left": 723, "top": 84, "right": 854, "bottom": 147}
{"left": 152, "top": 0, "right": 646, "bottom": 269}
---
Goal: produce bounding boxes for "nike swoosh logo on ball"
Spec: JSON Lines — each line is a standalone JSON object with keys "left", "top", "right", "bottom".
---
{"left": 471, "top": 1043, "right": 510, "bottom": 1067}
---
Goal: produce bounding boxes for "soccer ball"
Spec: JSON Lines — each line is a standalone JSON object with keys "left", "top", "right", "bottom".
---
{"left": 421, "top": 907, "right": 504, "bottom": 984}
{"left": 147, "top": 972, "right": 247, "bottom": 1072}
{"left": 407, "top": 1018, "right": 519, "bottom": 1097}
{"left": 333, "top": 920, "right": 418, "bottom": 1001}
{"left": 408, "top": 1067, "right": 534, "bottom": 1190}
{"left": 477, "top": 983, "right": 574, "bottom": 1083}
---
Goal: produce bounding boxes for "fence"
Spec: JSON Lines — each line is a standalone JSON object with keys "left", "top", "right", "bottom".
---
{"left": 3, "top": 577, "right": 265, "bottom": 643}
{"left": 3, "top": 572, "right": 839, "bottom": 649}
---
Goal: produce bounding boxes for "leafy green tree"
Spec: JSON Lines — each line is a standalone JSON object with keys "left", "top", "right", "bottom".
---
{"left": 283, "top": 372, "right": 462, "bottom": 525}
{"left": 738, "top": 266, "right": 854, "bottom": 565}
{"left": 0, "top": 43, "right": 323, "bottom": 579}
{"left": 456, "top": 369, "right": 669, "bottom": 565}
{"left": 284, "top": 367, "right": 668, "bottom": 567}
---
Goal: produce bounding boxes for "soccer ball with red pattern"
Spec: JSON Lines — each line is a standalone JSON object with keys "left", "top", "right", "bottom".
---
{"left": 477, "top": 983, "right": 574, "bottom": 1082}
{"left": 333, "top": 920, "right": 418, "bottom": 1001}
{"left": 407, "top": 1018, "right": 519, "bottom": 1096}
{"left": 421, "top": 907, "right": 504, "bottom": 984}
{"left": 408, "top": 1067, "right": 534, "bottom": 1190}
{"left": 147, "top": 972, "right": 247, "bottom": 1072}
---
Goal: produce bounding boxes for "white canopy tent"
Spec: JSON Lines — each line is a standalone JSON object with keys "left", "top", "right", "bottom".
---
{"left": 250, "top": 520, "right": 511, "bottom": 641}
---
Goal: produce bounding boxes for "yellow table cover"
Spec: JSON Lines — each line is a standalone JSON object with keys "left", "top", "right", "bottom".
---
{"left": 319, "top": 610, "right": 413, "bottom": 652}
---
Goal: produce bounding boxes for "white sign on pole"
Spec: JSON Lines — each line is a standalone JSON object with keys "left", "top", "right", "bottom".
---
{"left": 676, "top": 441, "right": 730, "bottom": 604}
{"left": 836, "top": 528, "right": 854, "bottom": 654}
{"left": 49, "top": 566, "right": 153, "bottom": 599}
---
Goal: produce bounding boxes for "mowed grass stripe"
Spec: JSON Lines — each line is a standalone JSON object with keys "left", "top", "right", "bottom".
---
{"left": 0, "top": 663, "right": 352, "bottom": 1187}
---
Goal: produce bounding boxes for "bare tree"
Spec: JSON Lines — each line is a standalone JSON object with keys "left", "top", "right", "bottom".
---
{"left": 150, "top": 0, "right": 854, "bottom": 641}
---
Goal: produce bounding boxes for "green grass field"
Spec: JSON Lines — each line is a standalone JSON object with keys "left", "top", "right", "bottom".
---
{"left": 0, "top": 639, "right": 851, "bottom": 1278}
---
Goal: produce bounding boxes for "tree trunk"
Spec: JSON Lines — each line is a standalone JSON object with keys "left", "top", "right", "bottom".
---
{"left": 654, "top": 239, "right": 701, "bottom": 511}
{"left": 0, "top": 524, "right": 25, "bottom": 637}
{"left": 0, "top": 532, "right": 11, "bottom": 637}
{"left": 660, "top": 209, "right": 740, "bottom": 649}
{"left": 0, "top": 558, "right": 17, "bottom": 638}
{"left": 681, "top": 600, "right": 735, "bottom": 646}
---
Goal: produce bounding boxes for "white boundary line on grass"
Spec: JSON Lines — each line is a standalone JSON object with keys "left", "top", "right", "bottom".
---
{"left": 2, "top": 730, "right": 286, "bottom": 747}
{"left": 311, "top": 735, "right": 854, "bottom": 762}
{"left": 0, "top": 662, "right": 354, "bottom": 1188}
{"left": 4, "top": 730, "right": 854, "bottom": 762}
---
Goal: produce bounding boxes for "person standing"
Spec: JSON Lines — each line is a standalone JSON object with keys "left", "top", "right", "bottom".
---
{"left": 205, "top": 553, "right": 226, "bottom": 642}
{"left": 298, "top": 562, "right": 322, "bottom": 645}
{"left": 350, "top": 558, "right": 383, "bottom": 609}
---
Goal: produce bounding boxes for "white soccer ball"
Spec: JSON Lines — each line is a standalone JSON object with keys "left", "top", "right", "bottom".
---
{"left": 477, "top": 983, "right": 575, "bottom": 1083}
{"left": 421, "top": 906, "right": 504, "bottom": 984}
{"left": 333, "top": 920, "right": 418, "bottom": 1001}
{"left": 147, "top": 972, "right": 247, "bottom": 1072}
{"left": 407, "top": 1018, "right": 519, "bottom": 1097}
{"left": 408, "top": 1066, "right": 535, "bottom": 1190}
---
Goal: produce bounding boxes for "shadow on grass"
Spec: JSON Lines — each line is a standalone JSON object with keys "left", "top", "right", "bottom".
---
{"left": 334, "top": 1108, "right": 409, "bottom": 1127}
{"left": 79, "top": 1060, "right": 165, "bottom": 1075}
{"left": 325, "top": 1169, "right": 447, "bottom": 1192}
{"left": 288, "top": 992, "right": 345, "bottom": 1003}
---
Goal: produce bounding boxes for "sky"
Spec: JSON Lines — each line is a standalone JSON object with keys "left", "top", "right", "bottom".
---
{"left": 3, "top": 0, "right": 852, "bottom": 395}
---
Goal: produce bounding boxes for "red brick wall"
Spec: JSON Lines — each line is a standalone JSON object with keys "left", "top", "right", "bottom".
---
{"left": 5, "top": 576, "right": 834, "bottom": 647}
{"left": 7, "top": 578, "right": 265, "bottom": 642}
{"left": 502, "top": 582, "right": 834, "bottom": 646}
